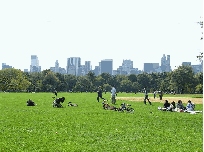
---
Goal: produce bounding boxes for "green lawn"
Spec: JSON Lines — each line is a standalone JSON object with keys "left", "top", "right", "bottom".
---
{"left": 115, "top": 92, "right": 203, "bottom": 98}
{"left": 0, "top": 93, "right": 203, "bottom": 151}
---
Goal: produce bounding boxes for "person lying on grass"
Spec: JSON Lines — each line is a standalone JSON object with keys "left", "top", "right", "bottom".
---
{"left": 102, "top": 102, "right": 118, "bottom": 111}
{"left": 68, "top": 102, "right": 78, "bottom": 107}
{"left": 27, "top": 99, "right": 35, "bottom": 106}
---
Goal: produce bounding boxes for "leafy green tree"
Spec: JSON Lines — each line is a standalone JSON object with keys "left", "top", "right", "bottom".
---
{"left": 0, "top": 68, "right": 31, "bottom": 91}
{"left": 108, "top": 75, "right": 118, "bottom": 88}
{"left": 132, "top": 82, "right": 139, "bottom": 93}
{"left": 94, "top": 76, "right": 105, "bottom": 90}
{"left": 42, "top": 71, "right": 61, "bottom": 92}
{"left": 86, "top": 71, "right": 96, "bottom": 83}
{"left": 26, "top": 72, "right": 43, "bottom": 92}
{"left": 120, "top": 80, "right": 132, "bottom": 92}
{"left": 103, "top": 84, "right": 112, "bottom": 92}
{"left": 171, "top": 65, "right": 195, "bottom": 94}
{"left": 137, "top": 73, "right": 151, "bottom": 91}
{"left": 195, "top": 84, "right": 203, "bottom": 93}
{"left": 100, "top": 73, "right": 112, "bottom": 84}
{"left": 65, "top": 74, "right": 77, "bottom": 91}
{"left": 74, "top": 76, "right": 92, "bottom": 92}
{"left": 128, "top": 74, "right": 137, "bottom": 82}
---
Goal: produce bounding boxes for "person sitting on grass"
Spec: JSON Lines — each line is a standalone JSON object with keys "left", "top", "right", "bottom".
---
{"left": 176, "top": 100, "right": 185, "bottom": 110}
{"left": 169, "top": 101, "right": 176, "bottom": 111}
{"left": 170, "top": 101, "right": 176, "bottom": 109}
{"left": 163, "top": 100, "right": 170, "bottom": 109}
{"left": 186, "top": 100, "right": 195, "bottom": 111}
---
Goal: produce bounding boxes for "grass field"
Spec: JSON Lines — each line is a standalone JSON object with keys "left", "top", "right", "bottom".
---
{"left": 0, "top": 92, "right": 203, "bottom": 151}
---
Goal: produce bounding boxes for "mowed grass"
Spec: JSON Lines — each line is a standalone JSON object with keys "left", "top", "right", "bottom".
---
{"left": 116, "top": 93, "right": 203, "bottom": 98}
{"left": 0, "top": 93, "right": 203, "bottom": 152}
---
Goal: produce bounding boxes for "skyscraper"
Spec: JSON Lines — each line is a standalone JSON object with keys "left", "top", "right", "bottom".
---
{"left": 55, "top": 60, "right": 59, "bottom": 73}
{"left": 161, "top": 54, "right": 171, "bottom": 72}
{"left": 144, "top": 63, "right": 159, "bottom": 73}
{"left": 85, "top": 61, "right": 91, "bottom": 74}
{"left": 122, "top": 59, "right": 133, "bottom": 75}
{"left": 30, "top": 55, "right": 41, "bottom": 72}
{"left": 67, "top": 57, "right": 81, "bottom": 76}
{"left": 101, "top": 59, "right": 113, "bottom": 75}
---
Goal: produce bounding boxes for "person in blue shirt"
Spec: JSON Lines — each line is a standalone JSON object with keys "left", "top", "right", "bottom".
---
{"left": 186, "top": 100, "right": 195, "bottom": 111}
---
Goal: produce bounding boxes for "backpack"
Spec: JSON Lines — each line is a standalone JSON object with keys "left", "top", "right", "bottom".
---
{"left": 191, "top": 103, "right": 195, "bottom": 109}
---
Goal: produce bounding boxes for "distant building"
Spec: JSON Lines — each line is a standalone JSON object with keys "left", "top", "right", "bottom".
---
{"left": 55, "top": 60, "right": 59, "bottom": 73}
{"left": 101, "top": 59, "right": 113, "bottom": 75}
{"left": 50, "top": 67, "right": 55, "bottom": 72}
{"left": 161, "top": 54, "right": 171, "bottom": 72}
{"left": 155, "top": 67, "right": 162, "bottom": 73}
{"left": 130, "top": 68, "right": 138, "bottom": 75}
{"left": 117, "top": 66, "right": 123, "bottom": 75}
{"left": 144, "top": 63, "right": 159, "bottom": 73}
{"left": 85, "top": 61, "right": 91, "bottom": 75}
{"left": 59, "top": 67, "right": 66, "bottom": 74}
{"left": 24, "top": 69, "right": 29, "bottom": 73}
{"left": 50, "top": 60, "right": 66, "bottom": 74}
{"left": 99, "top": 62, "right": 101, "bottom": 75}
{"left": 2, "top": 63, "right": 13, "bottom": 69}
{"left": 182, "top": 61, "right": 203, "bottom": 73}
{"left": 93, "top": 66, "right": 100, "bottom": 76}
{"left": 67, "top": 57, "right": 81, "bottom": 76}
{"left": 182, "top": 62, "right": 191, "bottom": 66}
{"left": 122, "top": 59, "right": 133, "bottom": 75}
{"left": 112, "top": 70, "right": 118, "bottom": 75}
{"left": 192, "top": 65, "right": 201, "bottom": 73}
{"left": 30, "top": 55, "right": 41, "bottom": 72}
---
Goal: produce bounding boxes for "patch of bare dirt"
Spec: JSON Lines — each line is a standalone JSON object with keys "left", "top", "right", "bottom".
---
{"left": 116, "top": 97, "right": 203, "bottom": 104}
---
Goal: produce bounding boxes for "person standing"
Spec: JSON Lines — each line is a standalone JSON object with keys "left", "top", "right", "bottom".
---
{"left": 159, "top": 91, "right": 163, "bottom": 100}
{"left": 144, "top": 88, "right": 152, "bottom": 105}
{"left": 97, "top": 86, "right": 106, "bottom": 102}
{"left": 54, "top": 90, "right": 57, "bottom": 98}
{"left": 111, "top": 86, "right": 117, "bottom": 104}
{"left": 154, "top": 90, "right": 156, "bottom": 99}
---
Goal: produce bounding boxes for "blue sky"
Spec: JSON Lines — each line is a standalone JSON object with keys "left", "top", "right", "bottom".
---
{"left": 0, "top": 0, "right": 203, "bottom": 71}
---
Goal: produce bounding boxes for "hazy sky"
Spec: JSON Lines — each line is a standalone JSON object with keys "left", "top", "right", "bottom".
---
{"left": 0, "top": 0, "right": 203, "bottom": 71}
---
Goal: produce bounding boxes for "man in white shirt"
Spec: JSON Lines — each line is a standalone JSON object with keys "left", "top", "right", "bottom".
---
{"left": 111, "top": 86, "right": 116, "bottom": 104}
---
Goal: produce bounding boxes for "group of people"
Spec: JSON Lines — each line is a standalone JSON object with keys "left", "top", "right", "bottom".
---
{"left": 160, "top": 100, "right": 195, "bottom": 112}
{"left": 97, "top": 86, "right": 117, "bottom": 104}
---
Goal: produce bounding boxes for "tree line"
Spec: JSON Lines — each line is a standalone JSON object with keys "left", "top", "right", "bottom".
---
{"left": 0, "top": 65, "right": 203, "bottom": 94}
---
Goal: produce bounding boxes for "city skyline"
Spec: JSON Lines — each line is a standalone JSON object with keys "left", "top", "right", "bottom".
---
{"left": 0, "top": 0, "right": 203, "bottom": 72}
{"left": 2, "top": 54, "right": 203, "bottom": 74}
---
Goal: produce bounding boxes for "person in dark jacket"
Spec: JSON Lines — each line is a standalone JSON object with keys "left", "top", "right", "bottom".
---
{"left": 97, "top": 86, "right": 106, "bottom": 102}
{"left": 163, "top": 100, "right": 170, "bottom": 108}
{"left": 144, "top": 88, "right": 151, "bottom": 105}
{"left": 27, "top": 99, "right": 35, "bottom": 106}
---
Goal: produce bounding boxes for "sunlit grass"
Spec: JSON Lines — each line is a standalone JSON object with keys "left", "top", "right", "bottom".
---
{"left": 0, "top": 93, "right": 203, "bottom": 151}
